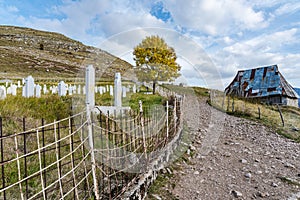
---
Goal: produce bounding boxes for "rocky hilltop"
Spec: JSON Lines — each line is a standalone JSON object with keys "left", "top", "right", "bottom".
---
{"left": 0, "top": 25, "right": 133, "bottom": 79}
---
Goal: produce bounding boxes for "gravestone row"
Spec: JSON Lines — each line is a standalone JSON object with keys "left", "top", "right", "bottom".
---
{"left": 0, "top": 75, "right": 139, "bottom": 100}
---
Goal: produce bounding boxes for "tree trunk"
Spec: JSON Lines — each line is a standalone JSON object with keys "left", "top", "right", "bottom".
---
{"left": 152, "top": 81, "right": 156, "bottom": 94}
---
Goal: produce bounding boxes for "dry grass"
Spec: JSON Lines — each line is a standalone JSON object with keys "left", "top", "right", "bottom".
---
{"left": 209, "top": 90, "right": 300, "bottom": 142}
{"left": 0, "top": 25, "right": 133, "bottom": 79}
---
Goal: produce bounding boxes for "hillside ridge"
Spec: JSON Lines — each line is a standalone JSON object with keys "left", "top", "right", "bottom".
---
{"left": 0, "top": 25, "right": 133, "bottom": 79}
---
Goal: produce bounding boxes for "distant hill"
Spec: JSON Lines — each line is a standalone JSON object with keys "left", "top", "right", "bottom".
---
{"left": 0, "top": 25, "right": 133, "bottom": 79}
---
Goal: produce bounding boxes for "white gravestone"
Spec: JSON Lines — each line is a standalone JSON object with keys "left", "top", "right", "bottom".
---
{"left": 85, "top": 65, "right": 95, "bottom": 109}
{"left": 110, "top": 85, "right": 114, "bottom": 96}
{"left": 35, "top": 84, "right": 42, "bottom": 98}
{"left": 132, "top": 84, "right": 137, "bottom": 93}
{"left": 122, "top": 86, "right": 127, "bottom": 98}
{"left": 58, "top": 81, "right": 67, "bottom": 96}
{"left": 114, "top": 73, "right": 122, "bottom": 107}
{"left": 43, "top": 85, "right": 48, "bottom": 94}
{"left": 51, "top": 86, "right": 57, "bottom": 94}
{"left": 11, "top": 84, "right": 17, "bottom": 96}
{"left": 73, "top": 85, "right": 77, "bottom": 94}
{"left": 23, "top": 76, "right": 35, "bottom": 97}
{"left": 17, "top": 80, "right": 21, "bottom": 88}
{"left": 0, "top": 86, "right": 6, "bottom": 99}
{"left": 7, "top": 87, "right": 12, "bottom": 95}
{"left": 78, "top": 85, "right": 81, "bottom": 94}
{"left": 99, "top": 86, "right": 103, "bottom": 95}
{"left": 68, "top": 86, "right": 73, "bottom": 96}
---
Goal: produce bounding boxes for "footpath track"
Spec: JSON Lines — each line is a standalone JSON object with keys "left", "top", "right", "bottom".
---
{"left": 149, "top": 95, "right": 300, "bottom": 200}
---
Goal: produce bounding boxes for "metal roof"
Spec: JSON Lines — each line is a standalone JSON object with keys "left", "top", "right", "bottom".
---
{"left": 225, "top": 65, "right": 299, "bottom": 99}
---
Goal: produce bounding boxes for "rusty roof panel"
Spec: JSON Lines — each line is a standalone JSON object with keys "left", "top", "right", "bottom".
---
{"left": 225, "top": 65, "right": 298, "bottom": 99}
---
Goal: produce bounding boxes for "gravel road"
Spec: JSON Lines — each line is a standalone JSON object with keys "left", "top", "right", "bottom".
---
{"left": 149, "top": 95, "right": 300, "bottom": 200}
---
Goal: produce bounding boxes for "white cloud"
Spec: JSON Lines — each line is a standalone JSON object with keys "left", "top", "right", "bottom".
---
{"left": 224, "top": 28, "right": 298, "bottom": 55}
{"left": 275, "top": 2, "right": 300, "bottom": 15}
{"left": 223, "top": 36, "right": 233, "bottom": 45}
{"left": 163, "top": 0, "right": 267, "bottom": 35}
{"left": 1, "top": 0, "right": 299, "bottom": 89}
{"left": 7, "top": 6, "right": 18, "bottom": 12}
{"left": 211, "top": 28, "right": 300, "bottom": 88}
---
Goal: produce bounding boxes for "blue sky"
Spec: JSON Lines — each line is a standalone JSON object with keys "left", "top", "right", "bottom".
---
{"left": 1, "top": 0, "right": 300, "bottom": 89}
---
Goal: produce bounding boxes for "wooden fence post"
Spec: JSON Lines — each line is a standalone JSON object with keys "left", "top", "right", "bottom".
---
{"left": 139, "top": 100, "right": 147, "bottom": 160}
{"left": 166, "top": 100, "right": 169, "bottom": 139}
{"left": 277, "top": 104, "right": 284, "bottom": 127}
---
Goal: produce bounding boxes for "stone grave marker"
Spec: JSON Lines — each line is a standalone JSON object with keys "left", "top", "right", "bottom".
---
{"left": 114, "top": 73, "right": 122, "bottom": 107}
{"left": 11, "top": 84, "right": 17, "bottom": 96}
{"left": 132, "top": 84, "right": 136, "bottom": 93}
{"left": 58, "top": 81, "right": 67, "bottom": 96}
{"left": 36, "top": 84, "right": 42, "bottom": 98}
{"left": 78, "top": 85, "right": 81, "bottom": 94}
{"left": 7, "top": 86, "right": 12, "bottom": 95}
{"left": 68, "top": 85, "right": 73, "bottom": 95}
{"left": 99, "top": 86, "right": 103, "bottom": 95}
{"left": 43, "top": 85, "right": 48, "bottom": 94}
{"left": 23, "top": 75, "right": 35, "bottom": 97}
{"left": 0, "top": 86, "right": 6, "bottom": 99}
{"left": 110, "top": 85, "right": 114, "bottom": 96}
{"left": 85, "top": 65, "right": 95, "bottom": 108}
{"left": 122, "top": 86, "right": 127, "bottom": 98}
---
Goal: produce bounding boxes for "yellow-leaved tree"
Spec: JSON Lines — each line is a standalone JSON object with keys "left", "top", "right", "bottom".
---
{"left": 133, "top": 35, "right": 181, "bottom": 94}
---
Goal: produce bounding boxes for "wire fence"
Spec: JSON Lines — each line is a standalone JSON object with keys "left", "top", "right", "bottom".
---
{"left": 0, "top": 96, "right": 183, "bottom": 199}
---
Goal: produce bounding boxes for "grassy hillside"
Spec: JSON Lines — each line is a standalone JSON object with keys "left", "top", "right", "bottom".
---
{"left": 0, "top": 25, "right": 133, "bottom": 79}
{"left": 209, "top": 90, "right": 300, "bottom": 142}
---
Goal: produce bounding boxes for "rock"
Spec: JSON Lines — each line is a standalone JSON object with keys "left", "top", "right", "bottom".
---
{"left": 232, "top": 190, "right": 243, "bottom": 198}
{"left": 166, "top": 168, "right": 172, "bottom": 174}
{"left": 224, "top": 152, "right": 232, "bottom": 157}
{"left": 256, "top": 171, "right": 263, "bottom": 175}
{"left": 187, "top": 149, "right": 191, "bottom": 155}
{"left": 194, "top": 171, "right": 200, "bottom": 175}
{"left": 245, "top": 172, "right": 252, "bottom": 178}
{"left": 257, "top": 191, "right": 270, "bottom": 198}
{"left": 284, "top": 162, "right": 295, "bottom": 169}
{"left": 151, "top": 194, "right": 162, "bottom": 200}
{"left": 271, "top": 182, "right": 278, "bottom": 187}
{"left": 240, "top": 159, "right": 247, "bottom": 164}
{"left": 189, "top": 145, "right": 196, "bottom": 151}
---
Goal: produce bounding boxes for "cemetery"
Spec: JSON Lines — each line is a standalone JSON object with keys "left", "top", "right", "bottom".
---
{"left": 0, "top": 65, "right": 181, "bottom": 199}
{"left": 0, "top": 72, "right": 143, "bottom": 107}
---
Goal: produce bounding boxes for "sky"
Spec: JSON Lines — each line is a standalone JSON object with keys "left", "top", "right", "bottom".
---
{"left": 0, "top": 0, "right": 300, "bottom": 89}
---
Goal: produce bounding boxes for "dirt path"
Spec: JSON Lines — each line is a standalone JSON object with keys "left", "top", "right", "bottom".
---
{"left": 148, "top": 95, "right": 300, "bottom": 200}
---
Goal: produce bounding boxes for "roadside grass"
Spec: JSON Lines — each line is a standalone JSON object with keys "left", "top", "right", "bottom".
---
{"left": 146, "top": 122, "right": 194, "bottom": 200}
{"left": 208, "top": 90, "right": 300, "bottom": 142}
{"left": 0, "top": 87, "right": 166, "bottom": 198}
